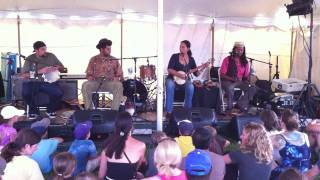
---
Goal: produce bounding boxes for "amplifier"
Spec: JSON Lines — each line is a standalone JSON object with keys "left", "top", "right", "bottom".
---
{"left": 272, "top": 93, "right": 295, "bottom": 107}
{"left": 272, "top": 78, "right": 307, "bottom": 92}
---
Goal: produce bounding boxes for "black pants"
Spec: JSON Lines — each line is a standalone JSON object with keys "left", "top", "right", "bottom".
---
{"left": 22, "top": 81, "right": 63, "bottom": 114}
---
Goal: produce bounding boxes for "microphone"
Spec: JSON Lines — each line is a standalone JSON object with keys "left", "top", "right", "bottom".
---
{"left": 19, "top": 54, "right": 26, "bottom": 59}
{"left": 268, "top": 51, "right": 271, "bottom": 57}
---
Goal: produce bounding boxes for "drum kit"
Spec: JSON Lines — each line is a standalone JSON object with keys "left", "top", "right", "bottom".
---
{"left": 122, "top": 57, "right": 157, "bottom": 112}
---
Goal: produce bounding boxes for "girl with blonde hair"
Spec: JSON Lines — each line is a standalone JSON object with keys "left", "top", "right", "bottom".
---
{"left": 224, "top": 122, "right": 273, "bottom": 180}
{"left": 144, "top": 138, "right": 187, "bottom": 180}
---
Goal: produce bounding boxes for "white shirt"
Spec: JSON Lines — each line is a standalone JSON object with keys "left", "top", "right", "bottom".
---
{"left": 3, "top": 155, "right": 44, "bottom": 180}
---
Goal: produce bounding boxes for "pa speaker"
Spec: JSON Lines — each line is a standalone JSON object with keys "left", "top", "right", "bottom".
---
{"left": 228, "top": 115, "right": 263, "bottom": 140}
{"left": 72, "top": 110, "right": 118, "bottom": 135}
{"left": 166, "top": 107, "right": 215, "bottom": 137}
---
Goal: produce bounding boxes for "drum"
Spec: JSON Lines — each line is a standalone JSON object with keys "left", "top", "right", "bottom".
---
{"left": 140, "top": 65, "right": 156, "bottom": 80}
{"left": 122, "top": 79, "right": 148, "bottom": 104}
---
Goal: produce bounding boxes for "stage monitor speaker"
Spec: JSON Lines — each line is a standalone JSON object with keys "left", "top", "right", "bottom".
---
{"left": 72, "top": 110, "right": 118, "bottom": 135}
{"left": 228, "top": 115, "right": 263, "bottom": 140}
{"left": 166, "top": 107, "right": 215, "bottom": 137}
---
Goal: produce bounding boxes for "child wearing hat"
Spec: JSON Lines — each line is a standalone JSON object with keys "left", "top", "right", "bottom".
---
{"left": 68, "top": 121, "right": 99, "bottom": 175}
{"left": 0, "top": 106, "right": 24, "bottom": 150}
{"left": 185, "top": 149, "right": 212, "bottom": 179}
{"left": 30, "top": 118, "right": 64, "bottom": 174}
{"left": 175, "top": 120, "right": 195, "bottom": 157}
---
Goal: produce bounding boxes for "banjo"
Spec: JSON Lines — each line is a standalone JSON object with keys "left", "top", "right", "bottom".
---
{"left": 173, "top": 60, "right": 210, "bottom": 85}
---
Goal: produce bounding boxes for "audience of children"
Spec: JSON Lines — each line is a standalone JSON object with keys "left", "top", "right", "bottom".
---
{"left": 98, "top": 112, "right": 146, "bottom": 179}
{"left": 175, "top": 120, "right": 195, "bottom": 157}
{"left": 1, "top": 105, "right": 320, "bottom": 179}
{"left": 31, "top": 118, "right": 64, "bottom": 174}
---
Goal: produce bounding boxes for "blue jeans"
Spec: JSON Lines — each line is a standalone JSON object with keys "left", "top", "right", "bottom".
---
{"left": 165, "top": 78, "right": 194, "bottom": 113}
{"left": 22, "top": 81, "right": 63, "bottom": 114}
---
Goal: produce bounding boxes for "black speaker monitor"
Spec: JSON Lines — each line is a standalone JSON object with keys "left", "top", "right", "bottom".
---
{"left": 167, "top": 107, "right": 215, "bottom": 137}
{"left": 72, "top": 110, "right": 118, "bottom": 135}
{"left": 229, "top": 115, "right": 263, "bottom": 140}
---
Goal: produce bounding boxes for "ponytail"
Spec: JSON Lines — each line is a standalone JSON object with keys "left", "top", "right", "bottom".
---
{"left": 187, "top": 50, "right": 192, "bottom": 57}
{"left": 1, "top": 142, "right": 21, "bottom": 162}
{"left": 104, "top": 112, "right": 133, "bottom": 159}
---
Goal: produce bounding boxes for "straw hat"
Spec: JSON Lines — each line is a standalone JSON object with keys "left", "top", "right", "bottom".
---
{"left": 234, "top": 41, "right": 244, "bottom": 48}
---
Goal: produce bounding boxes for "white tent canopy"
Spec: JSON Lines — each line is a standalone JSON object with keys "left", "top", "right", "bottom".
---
{"left": 0, "top": 0, "right": 297, "bottom": 23}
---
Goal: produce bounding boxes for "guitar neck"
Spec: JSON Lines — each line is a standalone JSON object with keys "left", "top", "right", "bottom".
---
{"left": 189, "top": 62, "right": 208, "bottom": 74}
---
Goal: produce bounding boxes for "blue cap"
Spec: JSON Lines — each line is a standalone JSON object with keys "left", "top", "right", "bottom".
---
{"left": 185, "top": 149, "right": 212, "bottom": 176}
{"left": 74, "top": 121, "right": 92, "bottom": 140}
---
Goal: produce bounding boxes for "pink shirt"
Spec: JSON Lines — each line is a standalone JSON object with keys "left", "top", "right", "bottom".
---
{"left": 0, "top": 124, "right": 17, "bottom": 146}
{"left": 220, "top": 56, "right": 250, "bottom": 80}
{"left": 158, "top": 170, "right": 187, "bottom": 180}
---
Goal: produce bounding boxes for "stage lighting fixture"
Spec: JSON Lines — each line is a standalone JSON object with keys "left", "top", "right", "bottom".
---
{"left": 285, "top": 0, "right": 313, "bottom": 16}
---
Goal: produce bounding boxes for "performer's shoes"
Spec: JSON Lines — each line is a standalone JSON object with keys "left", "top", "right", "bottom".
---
{"left": 46, "top": 112, "right": 57, "bottom": 118}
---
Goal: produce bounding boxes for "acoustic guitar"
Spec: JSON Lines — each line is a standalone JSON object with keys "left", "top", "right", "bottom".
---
{"left": 173, "top": 60, "right": 210, "bottom": 85}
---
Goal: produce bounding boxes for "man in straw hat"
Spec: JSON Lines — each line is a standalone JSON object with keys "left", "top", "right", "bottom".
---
{"left": 220, "top": 41, "right": 255, "bottom": 114}
{"left": 82, "top": 38, "right": 123, "bottom": 110}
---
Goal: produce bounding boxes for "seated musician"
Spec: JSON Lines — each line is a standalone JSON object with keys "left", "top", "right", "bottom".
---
{"left": 220, "top": 41, "right": 255, "bottom": 113}
{"left": 82, "top": 38, "right": 123, "bottom": 110}
{"left": 21, "top": 41, "right": 65, "bottom": 119}
{"left": 166, "top": 40, "right": 206, "bottom": 116}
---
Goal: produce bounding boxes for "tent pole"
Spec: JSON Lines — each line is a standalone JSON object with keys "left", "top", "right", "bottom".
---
{"left": 120, "top": 13, "right": 123, "bottom": 67}
{"left": 290, "top": 24, "right": 294, "bottom": 71}
{"left": 211, "top": 19, "right": 215, "bottom": 61}
{"left": 17, "top": 15, "right": 22, "bottom": 72}
{"left": 157, "top": 0, "right": 164, "bottom": 131}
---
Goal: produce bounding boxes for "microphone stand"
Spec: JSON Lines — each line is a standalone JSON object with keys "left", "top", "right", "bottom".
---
{"left": 272, "top": 56, "right": 280, "bottom": 79}
{"left": 247, "top": 57, "right": 273, "bottom": 81}
{"left": 93, "top": 77, "right": 105, "bottom": 110}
